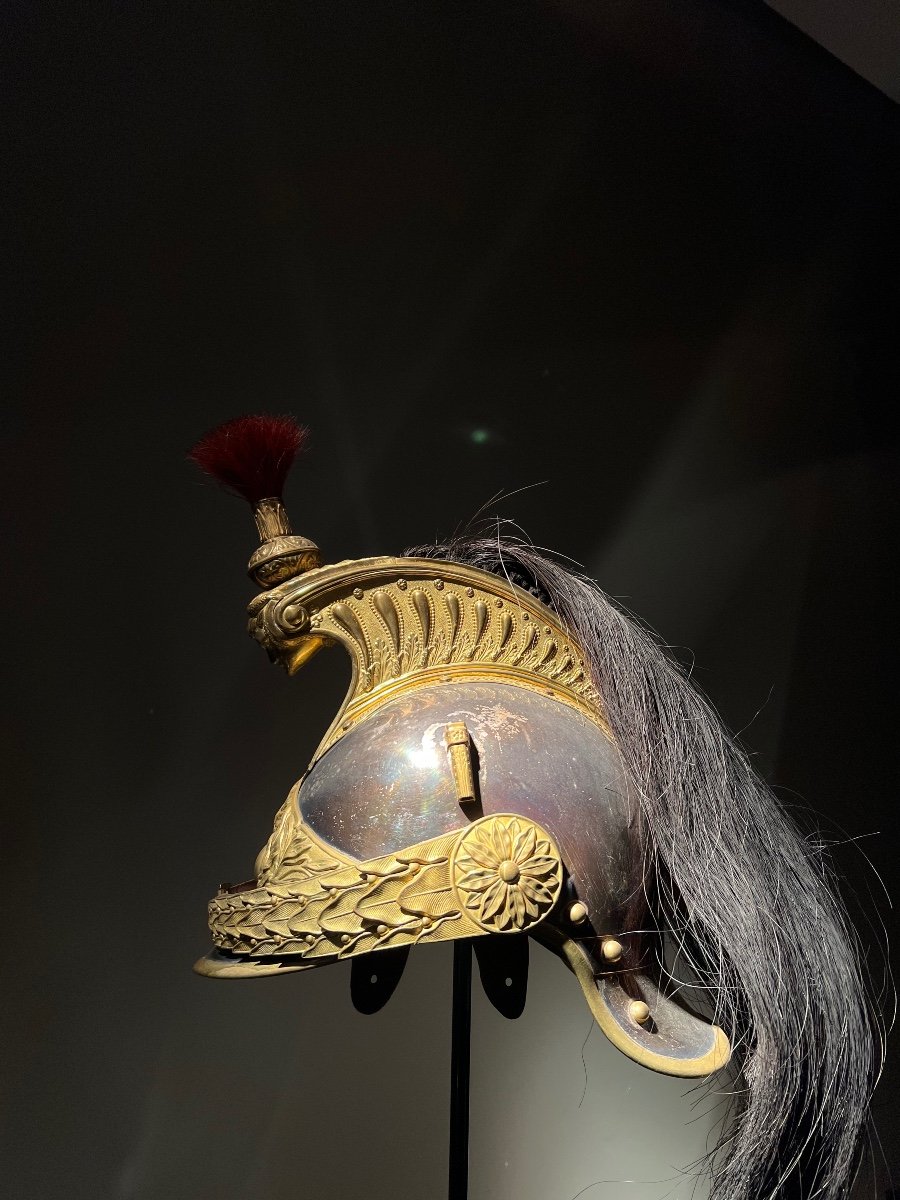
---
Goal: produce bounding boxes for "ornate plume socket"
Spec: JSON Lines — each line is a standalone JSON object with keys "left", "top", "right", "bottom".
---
{"left": 247, "top": 555, "right": 607, "bottom": 763}
{"left": 189, "top": 414, "right": 321, "bottom": 587}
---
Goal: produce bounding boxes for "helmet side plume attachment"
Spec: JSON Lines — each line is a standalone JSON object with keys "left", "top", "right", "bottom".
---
{"left": 189, "top": 414, "right": 321, "bottom": 588}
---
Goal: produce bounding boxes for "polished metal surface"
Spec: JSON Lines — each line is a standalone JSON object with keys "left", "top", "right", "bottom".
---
{"left": 299, "top": 680, "right": 636, "bottom": 922}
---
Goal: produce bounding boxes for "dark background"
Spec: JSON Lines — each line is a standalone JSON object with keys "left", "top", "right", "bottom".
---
{"left": 4, "top": 2, "right": 899, "bottom": 1197}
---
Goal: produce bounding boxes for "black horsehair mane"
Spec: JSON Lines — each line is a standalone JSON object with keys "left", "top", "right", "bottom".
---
{"left": 408, "top": 527, "right": 884, "bottom": 1200}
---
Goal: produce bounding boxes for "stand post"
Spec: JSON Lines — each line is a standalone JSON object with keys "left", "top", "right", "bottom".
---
{"left": 449, "top": 940, "right": 472, "bottom": 1200}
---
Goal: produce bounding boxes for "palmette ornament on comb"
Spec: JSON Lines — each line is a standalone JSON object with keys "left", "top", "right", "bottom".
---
{"left": 189, "top": 415, "right": 877, "bottom": 1200}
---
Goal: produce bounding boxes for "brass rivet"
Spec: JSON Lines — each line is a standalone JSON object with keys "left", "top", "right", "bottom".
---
{"left": 499, "top": 860, "right": 520, "bottom": 884}
{"left": 340, "top": 934, "right": 351, "bottom": 945}
{"left": 569, "top": 901, "right": 588, "bottom": 924}
{"left": 376, "top": 924, "right": 388, "bottom": 936}
{"left": 601, "top": 938, "right": 624, "bottom": 963}
{"left": 629, "top": 1000, "right": 651, "bottom": 1024}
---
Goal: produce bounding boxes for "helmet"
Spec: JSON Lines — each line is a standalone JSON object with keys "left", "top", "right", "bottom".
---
{"left": 189, "top": 416, "right": 876, "bottom": 1199}
{"left": 198, "top": 550, "right": 727, "bottom": 1077}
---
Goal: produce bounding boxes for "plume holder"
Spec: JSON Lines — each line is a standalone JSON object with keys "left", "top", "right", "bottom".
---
{"left": 248, "top": 496, "right": 322, "bottom": 589}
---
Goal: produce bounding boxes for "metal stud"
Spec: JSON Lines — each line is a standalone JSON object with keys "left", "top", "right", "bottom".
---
{"left": 629, "top": 1000, "right": 651, "bottom": 1024}
{"left": 601, "top": 937, "right": 624, "bottom": 963}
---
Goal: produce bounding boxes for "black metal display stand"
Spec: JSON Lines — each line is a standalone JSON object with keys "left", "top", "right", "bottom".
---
{"left": 449, "top": 940, "right": 472, "bottom": 1200}
{"left": 352, "top": 934, "right": 529, "bottom": 1200}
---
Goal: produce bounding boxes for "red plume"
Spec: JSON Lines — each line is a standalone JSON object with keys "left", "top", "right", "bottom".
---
{"left": 189, "top": 415, "right": 308, "bottom": 505}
